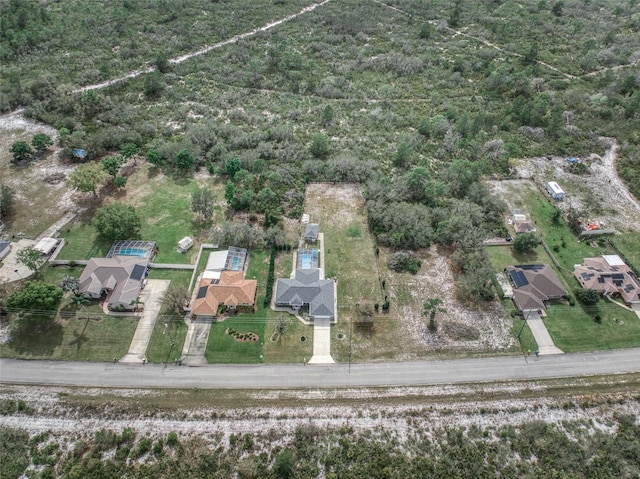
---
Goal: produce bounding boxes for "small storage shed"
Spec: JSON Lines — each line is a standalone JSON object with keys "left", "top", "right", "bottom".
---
{"left": 34, "top": 237, "right": 59, "bottom": 255}
{"left": 177, "top": 236, "right": 194, "bottom": 253}
{"left": 545, "top": 181, "right": 565, "bottom": 200}
{"left": 305, "top": 223, "right": 319, "bottom": 243}
{"left": 0, "top": 240, "right": 11, "bottom": 261}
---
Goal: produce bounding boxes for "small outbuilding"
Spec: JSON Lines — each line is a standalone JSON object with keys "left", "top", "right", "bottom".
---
{"left": 177, "top": 236, "right": 194, "bottom": 253}
{"left": 545, "top": 181, "right": 565, "bottom": 200}
{"left": 34, "top": 237, "right": 59, "bottom": 255}
{"left": 0, "top": 240, "right": 11, "bottom": 261}
{"left": 305, "top": 223, "right": 319, "bottom": 243}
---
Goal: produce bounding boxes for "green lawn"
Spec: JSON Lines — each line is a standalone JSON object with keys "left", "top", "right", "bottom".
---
{"left": 146, "top": 269, "right": 192, "bottom": 289}
{"left": 543, "top": 303, "right": 640, "bottom": 352}
{"left": 206, "top": 317, "right": 266, "bottom": 364}
{"left": 205, "top": 249, "right": 314, "bottom": 363}
{"left": 56, "top": 164, "right": 225, "bottom": 263}
{"left": 612, "top": 233, "right": 640, "bottom": 272}
{"left": 145, "top": 318, "right": 188, "bottom": 364}
{"left": 56, "top": 221, "right": 111, "bottom": 260}
{"left": 0, "top": 311, "right": 137, "bottom": 362}
{"left": 523, "top": 191, "right": 615, "bottom": 272}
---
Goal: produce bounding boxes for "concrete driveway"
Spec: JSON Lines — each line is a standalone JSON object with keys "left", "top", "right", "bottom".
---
{"left": 309, "top": 317, "right": 334, "bottom": 364}
{"left": 182, "top": 320, "right": 211, "bottom": 366}
{"left": 526, "top": 312, "right": 563, "bottom": 355}
{"left": 120, "top": 279, "right": 171, "bottom": 363}
{"left": 0, "top": 239, "right": 37, "bottom": 283}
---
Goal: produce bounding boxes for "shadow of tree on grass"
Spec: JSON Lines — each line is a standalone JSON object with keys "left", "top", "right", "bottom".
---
{"left": 6, "top": 318, "right": 64, "bottom": 357}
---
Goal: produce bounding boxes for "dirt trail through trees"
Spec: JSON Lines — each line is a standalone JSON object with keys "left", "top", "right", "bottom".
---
{"left": 75, "top": 0, "right": 332, "bottom": 93}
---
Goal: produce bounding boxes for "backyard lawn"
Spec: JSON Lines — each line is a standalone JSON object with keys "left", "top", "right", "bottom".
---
{"left": 56, "top": 164, "right": 225, "bottom": 263}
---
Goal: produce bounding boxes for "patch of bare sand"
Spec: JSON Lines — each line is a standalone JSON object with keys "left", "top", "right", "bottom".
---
{"left": 391, "top": 247, "right": 514, "bottom": 355}
{"left": 0, "top": 384, "right": 636, "bottom": 448}
{"left": 305, "top": 182, "right": 364, "bottom": 229}
{"left": 503, "top": 139, "right": 640, "bottom": 232}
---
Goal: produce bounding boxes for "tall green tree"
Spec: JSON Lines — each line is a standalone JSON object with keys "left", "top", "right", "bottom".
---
{"left": 225, "top": 157, "right": 242, "bottom": 178}
{"left": 120, "top": 143, "right": 139, "bottom": 159}
{"left": 310, "top": 133, "right": 330, "bottom": 159}
{"left": 175, "top": 149, "right": 194, "bottom": 171}
{"left": 423, "top": 298, "right": 446, "bottom": 331}
{"left": 7, "top": 281, "right": 63, "bottom": 313}
{"left": 101, "top": 155, "right": 124, "bottom": 179}
{"left": 0, "top": 183, "right": 14, "bottom": 220}
{"left": 94, "top": 202, "right": 142, "bottom": 241}
{"left": 513, "top": 233, "right": 541, "bottom": 253}
{"left": 191, "top": 187, "right": 215, "bottom": 222}
{"left": 161, "top": 285, "right": 190, "bottom": 316}
{"left": 66, "top": 162, "right": 108, "bottom": 195}
{"left": 16, "top": 246, "right": 43, "bottom": 274}
{"left": 144, "top": 70, "right": 165, "bottom": 98}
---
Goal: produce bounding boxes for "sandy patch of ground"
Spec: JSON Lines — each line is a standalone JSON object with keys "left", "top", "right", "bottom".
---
{"left": 0, "top": 110, "right": 81, "bottom": 235}
{"left": 504, "top": 139, "right": 640, "bottom": 232}
{"left": 304, "top": 182, "right": 364, "bottom": 229}
{"left": 0, "top": 381, "right": 637, "bottom": 446}
{"left": 391, "top": 247, "right": 514, "bottom": 355}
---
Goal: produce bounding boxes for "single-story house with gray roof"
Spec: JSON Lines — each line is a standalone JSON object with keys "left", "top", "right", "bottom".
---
{"left": 79, "top": 256, "right": 148, "bottom": 312}
{"left": 275, "top": 268, "right": 335, "bottom": 321}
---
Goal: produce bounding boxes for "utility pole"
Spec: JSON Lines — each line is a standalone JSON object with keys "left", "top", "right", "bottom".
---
{"left": 163, "top": 322, "right": 176, "bottom": 367}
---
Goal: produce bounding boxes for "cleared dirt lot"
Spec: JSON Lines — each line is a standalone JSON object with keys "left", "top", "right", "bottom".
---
{"left": 504, "top": 139, "right": 640, "bottom": 233}
{"left": 0, "top": 110, "right": 78, "bottom": 237}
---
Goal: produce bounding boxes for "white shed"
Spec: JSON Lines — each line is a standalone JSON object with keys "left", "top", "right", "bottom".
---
{"left": 34, "top": 237, "right": 59, "bottom": 255}
{"left": 545, "top": 181, "right": 565, "bottom": 200}
{"left": 177, "top": 236, "right": 194, "bottom": 253}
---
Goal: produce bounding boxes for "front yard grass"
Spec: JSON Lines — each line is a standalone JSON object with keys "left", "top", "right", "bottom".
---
{"left": 145, "top": 318, "right": 188, "bottom": 364}
{"left": 0, "top": 307, "right": 137, "bottom": 362}
{"left": 543, "top": 303, "right": 640, "bottom": 352}
{"left": 205, "top": 248, "right": 313, "bottom": 363}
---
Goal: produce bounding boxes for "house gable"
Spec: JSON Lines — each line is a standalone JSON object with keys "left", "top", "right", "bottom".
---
{"left": 79, "top": 256, "right": 148, "bottom": 309}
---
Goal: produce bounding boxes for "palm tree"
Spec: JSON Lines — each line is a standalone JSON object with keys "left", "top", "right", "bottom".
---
{"left": 423, "top": 298, "right": 446, "bottom": 331}
{"left": 130, "top": 297, "right": 144, "bottom": 313}
{"left": 70, "top": 294, "right": 87, "bottom": 309}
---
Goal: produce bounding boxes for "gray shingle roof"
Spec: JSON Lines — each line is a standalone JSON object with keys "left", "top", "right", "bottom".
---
{"left": 275, "top": 268, "right": 334, "bottom": 318}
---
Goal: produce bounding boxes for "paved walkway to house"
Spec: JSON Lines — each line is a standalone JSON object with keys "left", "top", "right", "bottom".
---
{"left": 182, "top": 320, "right": 211, "bottom": 366}
{"left": 526, "top": 312, "right": 564, "bottom": 355}
{"left": 120, "top": 279, "right": 171, "bottom": 363}
{"left": 308, "top": 317, "right": 334, "bottom": 364}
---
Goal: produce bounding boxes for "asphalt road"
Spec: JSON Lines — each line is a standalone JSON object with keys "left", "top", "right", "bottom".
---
{"left": 2, "top": 348, "right": 639, "bottom": 389}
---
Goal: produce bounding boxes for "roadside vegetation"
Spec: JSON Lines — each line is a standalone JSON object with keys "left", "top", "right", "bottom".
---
{"left": 1, "top": 379, "right": 639, "bottom": 479}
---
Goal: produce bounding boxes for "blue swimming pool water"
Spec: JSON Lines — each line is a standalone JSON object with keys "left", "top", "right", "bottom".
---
{"left": 117, "top": 248, "right": 147, "bottom": 258}
{"left": 298, "top": 250, "right": 318, "bottom": 269}
{"left": 230, "top": 256, "right": 241, "bottom": 270}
